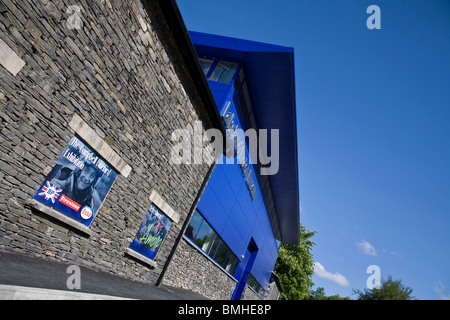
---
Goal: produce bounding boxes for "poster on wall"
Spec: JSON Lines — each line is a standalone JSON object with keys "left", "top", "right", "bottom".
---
{"left": 33, "top": 135, "right": 118, "bottom": 226}
{"left": 129, "top": 203, "right": 172, "bottom": 260}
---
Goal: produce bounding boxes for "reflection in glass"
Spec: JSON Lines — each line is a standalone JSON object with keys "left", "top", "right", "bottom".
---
{"left": 194, "top": 219, "right": 216, "bottom": 252}
{"left": 209, "top": 61, "right": 238, "bottom": 84}
{"left": 185, "top": 210, "right": 203, "bottom": 240}
{"left": 199, "top": 58, "right": 213, "bottom": 76}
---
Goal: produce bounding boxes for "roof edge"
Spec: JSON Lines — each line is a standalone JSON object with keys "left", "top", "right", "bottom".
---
{"left": 189, "top": 30, "right": 294, "bottom": 54}
{"left": 148, "top": 0, "right": 226, "bottom": 138}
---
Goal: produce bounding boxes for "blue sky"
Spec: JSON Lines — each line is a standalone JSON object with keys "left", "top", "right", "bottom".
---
{"left": 176, "top": 0, "right": 450, "bottom": 299}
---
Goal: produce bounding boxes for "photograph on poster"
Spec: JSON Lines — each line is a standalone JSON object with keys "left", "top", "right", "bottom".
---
{"left": 33, "top": 135, "right": 118, "bottom": 226}
{"left": 129, "top": 203, "right": 173, "bottom": 260}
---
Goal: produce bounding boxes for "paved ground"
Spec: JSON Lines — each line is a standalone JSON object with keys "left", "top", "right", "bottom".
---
{"left": 0, "top": 250, "right": 208, "bottom": 300}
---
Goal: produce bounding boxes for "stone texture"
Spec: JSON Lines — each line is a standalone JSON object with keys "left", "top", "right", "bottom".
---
{"left": 162, "top": 238, "right": 238, "bottom": 300}
{"left": 0, "top": 0, "right": 215, "bottom": 289}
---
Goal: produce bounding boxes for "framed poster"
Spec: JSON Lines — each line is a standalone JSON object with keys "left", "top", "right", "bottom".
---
{"left": 129, "top": 203, "right": 173, "bottom": 260}
{"left": 33, "top": 135, "right": 118, "bottom": 226}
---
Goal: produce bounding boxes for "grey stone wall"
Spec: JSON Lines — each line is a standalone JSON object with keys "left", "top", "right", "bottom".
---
{"left": 241, "top": 286, "right": 262, "bottom": 300}
{"left": 163, "top": 237, "right": 238, "bottom": 300}
{"left": 0, "top": 0, "right": 215, "bottom": 286}
{"left": 264, "top": 281, "right": 281, "bottom": 300}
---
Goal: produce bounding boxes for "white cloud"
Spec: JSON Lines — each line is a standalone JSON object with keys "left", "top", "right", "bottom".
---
{"left": 314, "top": 262, "right": 350, "bottom": 287}
{"left": 434, "top": 281, "right": 450, "bottom": 300}
{"left": 390, "top": 250, "right": 404, "bottom": 258}
{"left": 356, "top": 239, "right": 377, "bottom": 256}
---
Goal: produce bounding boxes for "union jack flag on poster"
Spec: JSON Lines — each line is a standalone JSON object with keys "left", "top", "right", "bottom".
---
{"left": 37, "top": 181, "right": 62, "bottom": 204}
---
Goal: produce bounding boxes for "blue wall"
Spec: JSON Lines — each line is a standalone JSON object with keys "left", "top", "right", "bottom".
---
{"left": 196, "top": 80, "right": 279, "bottom": 291}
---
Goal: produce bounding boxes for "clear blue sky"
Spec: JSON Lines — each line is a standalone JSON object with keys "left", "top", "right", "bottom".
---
{"left": 176, "top": 0, "right": 450, "bottom": 300}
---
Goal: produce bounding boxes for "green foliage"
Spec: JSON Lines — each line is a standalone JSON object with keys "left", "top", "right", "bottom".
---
{"left": 309, "top": 287, "right": 351, "bottom": 300}
{"left": 353, "top": 276, "right": 414, "bottom": 300}
{"left": 273, "top": 224, "right": 316, "bottom": 300}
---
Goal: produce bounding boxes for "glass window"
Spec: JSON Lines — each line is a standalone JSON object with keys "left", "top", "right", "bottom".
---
{"left": 208, "top": 236, "right": 221, "bottom": 258}
{"left": 214, "top": 241, "right": 230, "bottom": 266}
{"left": 194, "top": 218, "right": 215, "bottom": 252}
{"left": 185, "top": 210, "right": 203, "bottom": 240}
{"left": 209, "top": 61, "right": 238, "bottom": 84}
{"left": 247, "top": 273, "right": 262, "bottom": 295}
{"left": 198, "top": 58, "right": 213, "bottom": 76}
{"left": 184, "top": 210, "right": 240, "bottom": 278}
{"left": 230, "top": 259, "right": 239, "bottom": 275}
{"left": 224, "top": 252, "right": 238, "bottom": 274}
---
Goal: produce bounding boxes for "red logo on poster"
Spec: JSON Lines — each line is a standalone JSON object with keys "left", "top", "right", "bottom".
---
{"left": 80, "top": 206, "right": 93, "bottom": 220}
{"left": 58, "top": 195, "right": 81, "bottom": 211}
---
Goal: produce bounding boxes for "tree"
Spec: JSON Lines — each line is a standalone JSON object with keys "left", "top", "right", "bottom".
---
{"left": 273, "top": 224, "right": 316, "bottom": 300}
{"left": 353, "top": 276, "right": 414, "bottom": 300}
{"left": 309, "top": 287, "right": 351, "bottom": 300}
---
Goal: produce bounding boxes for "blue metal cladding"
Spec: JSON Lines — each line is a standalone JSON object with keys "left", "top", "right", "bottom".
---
{"left": 192, "top": 31, "right": 299, "bottom": 292}
{"left": 196, "top": 80, "right": 278, "bottom": 291}
{"left": 197, "top": 160, "right": 279, "bottom": 291}
{"left": 190, "top": 31, "right": 300, "bottom": 246}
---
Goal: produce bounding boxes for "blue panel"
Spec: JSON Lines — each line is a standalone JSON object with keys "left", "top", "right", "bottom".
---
{"left": 220, "top": 158, "right": 245, "bottom": 198}
{"left": 190, "top": 31, "right": 293, "bottom": 54}
{"left": 236, "top": 183, "right": 256, "bottom": 228}
{"left": 208, "top": 80, "right": 233, "bottom": 113}
{"left": 197, "top": 182, "right": 228, "bottom": 234}
{"left": 221, "top": 217, "right": 247, "bottom": 258}
{"left": 252, "top": 191, "right": 264, "bottom": 216}
{"left": 251, "top": 220, "right": 265, "bottom": 250}
{"left": 227, "top": 201, "right": 250, "bottom": 248}
{"left": 197, "top": 145, "right": 279, "bottom": 291}
{"left": 207, "top": 165, "right": 237, "bottom": 216}
{"left": 199, "top": 158, "right": 280, "bottom": 290}
{"left": 252, "top": 244, "right": 276, "bottom": 290}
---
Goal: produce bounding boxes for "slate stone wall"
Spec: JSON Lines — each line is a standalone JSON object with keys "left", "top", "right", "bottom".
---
{"left": 0, "top": 0, "right": 215, "bottom": 287}
{"left": 162, "top": 237, "right": 238, "bottom": 300}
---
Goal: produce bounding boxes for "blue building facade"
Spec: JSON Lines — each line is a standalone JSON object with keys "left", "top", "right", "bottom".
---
{"left": 182, "top": 32, "right": 300, "bottom": 299}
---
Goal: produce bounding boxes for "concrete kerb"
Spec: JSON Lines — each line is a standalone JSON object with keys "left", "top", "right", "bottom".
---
{"left": 0, "top": 284, "right": 135, "bottom": 300}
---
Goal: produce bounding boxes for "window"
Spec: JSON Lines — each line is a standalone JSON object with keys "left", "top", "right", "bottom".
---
{"left": 198, "top": 57, "right": 240, "bottom": 84}
{"left": 224, "top": 251, "right": 239, "bottom": 275}
{"left": 198, "top": 58, "right": 213, "bottom": 76}
{"left": 185, "top": 210, "right": 240, "bottom": 277}
{"left": 194, "top": 217, "right": 215, "bottom": 252}
{"left": 247, "top": 273, "right": 264, "bottom": 297}
{"left": 209, "top": 61, "right": 238, "bottom": 84}
{"left": 185, "top": 210, "right": 202, "bottom": 240}
{"left": 214, "top": 240, "right": 230, "bottom": 266}
{"left": 208, "top": 236, "right": 221, "bottom": 258}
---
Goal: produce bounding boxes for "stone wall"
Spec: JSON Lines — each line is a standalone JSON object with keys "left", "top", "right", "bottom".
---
{"left": 264, "top": 281, "right": 281, "bottom": 300}
{"left": 0, "top": 0, "right": 216, "bottom": 286}
{"left": 162, "top": 237, "right": 237, "bottom": 300}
